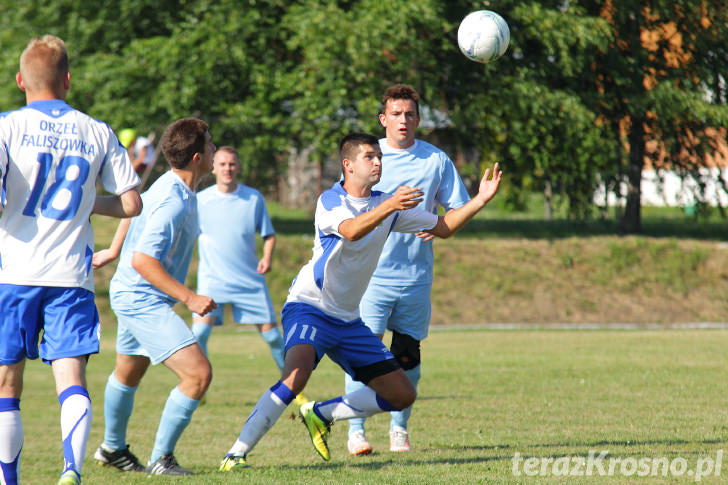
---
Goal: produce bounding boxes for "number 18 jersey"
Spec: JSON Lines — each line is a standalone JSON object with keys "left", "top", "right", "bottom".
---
{"left": 0, "top": 99, "right": 140, "bottom": 292}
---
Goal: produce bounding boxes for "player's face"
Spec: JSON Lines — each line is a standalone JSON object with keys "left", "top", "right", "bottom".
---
{"left": 212, "top": 150, "right": 241, "bottom": 185}
{"left": 379, "top": 98, "right": 420, "bottom": 149}
{"left": 348, "top": 144, "right": 383, "bottom": 187}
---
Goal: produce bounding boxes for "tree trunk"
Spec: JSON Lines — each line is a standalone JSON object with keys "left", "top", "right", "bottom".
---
{"left": 620, "top": 116, "right": 644, "bottom": 233}
{"left": 544, "top": 179, "right": 553, "bottom": 220}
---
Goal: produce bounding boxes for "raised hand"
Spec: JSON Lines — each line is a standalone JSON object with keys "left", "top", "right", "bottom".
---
{"left": 475, "top": 163, "right": 503, "bottom": 204}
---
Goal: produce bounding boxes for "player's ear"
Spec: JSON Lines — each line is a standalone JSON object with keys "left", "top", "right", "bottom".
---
{"left": 63, "top": 71, "right": 70, "bottom": 91}
{"left": 378, "top": 113, "right": 386, "bottom": 127}
{"left": 16, "top": 72, "right": 25, "bottom": 92}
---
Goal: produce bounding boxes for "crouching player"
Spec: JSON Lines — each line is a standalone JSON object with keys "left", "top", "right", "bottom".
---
{"left": 218, "top": 132, "right": 502, "bottom": 470}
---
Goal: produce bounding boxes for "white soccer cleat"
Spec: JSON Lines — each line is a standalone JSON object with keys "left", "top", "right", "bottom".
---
{"left": 347, "top": 429, "right": 372, "bottom": 456}
{"left": 389, "top": 426, "right": 410, "bottom": 452}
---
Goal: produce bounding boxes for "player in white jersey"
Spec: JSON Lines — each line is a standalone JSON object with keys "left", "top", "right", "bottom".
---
{"left": 0, "top": 36, "right": 142, "bottom": 485}
{"left": 345, "top": 84, "right": 472, "bottom": 456}
{"left": 218, "top": 133, "right": 501, "bottom": 471}
{"left": 192, "top": 147, "right": 289, "bottom": 375}
{"left": 91, "top": 118, "right": 216, "bottom": 476}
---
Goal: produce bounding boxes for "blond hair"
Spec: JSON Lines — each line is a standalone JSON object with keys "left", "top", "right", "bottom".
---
{"left": 19, "top": 35, "right": 69, "bottom": 95}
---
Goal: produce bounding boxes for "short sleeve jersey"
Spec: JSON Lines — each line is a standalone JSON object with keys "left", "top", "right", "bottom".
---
{"left": 196, "top": 184, "right": 274, "bottom": 298}
{"left": 0, "top": 99, "right": 140, "bottom": 292}
{"left": 110, "top": 171, "right": 198, "bottom": 306}
{"left": 371, "top": 139, "right": 470, "bottom": 286}
{"left": 286, "top": 182, "right": 438, "bottom": 322}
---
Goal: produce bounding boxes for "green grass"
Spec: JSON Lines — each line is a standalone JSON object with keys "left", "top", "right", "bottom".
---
{"left": 19, "top": 328, "right": 728, "bottom": 483}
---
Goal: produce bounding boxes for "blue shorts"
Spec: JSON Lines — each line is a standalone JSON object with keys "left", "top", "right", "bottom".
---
{"left": 281, "top": 302, "right": 399, "bottom": 383}
{"left": 111, "top": 291, "right": 197, "bottom": 365}
{"left": 0, "top": 284, "right": 100, "bottom": 365}
{"left": 196, "top": 293, "right": 276, "bottom": 326}
{"left": 359, "top": 282, "right": 432, "bottom": 341}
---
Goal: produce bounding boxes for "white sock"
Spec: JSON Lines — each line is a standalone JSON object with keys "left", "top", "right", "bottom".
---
{"left": 0, "top": 398, "right": 23, "bottom": 485}
{"left": 227, "top": 381, "right": 295, "bottom": 457}
{"left": 59, "top": 386, "right": 92, "bottom": 476}
{"left": 315, "top": 386, "right": 396, "bottom": 422}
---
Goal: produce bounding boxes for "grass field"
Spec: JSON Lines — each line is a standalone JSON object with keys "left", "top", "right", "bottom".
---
{"left": 18, "top": 327, "right": 728, "bottom": 483}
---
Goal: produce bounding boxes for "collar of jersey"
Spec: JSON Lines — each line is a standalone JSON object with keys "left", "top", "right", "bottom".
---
{"left": 25, "top": 99, "right": 72, "bottom": 117}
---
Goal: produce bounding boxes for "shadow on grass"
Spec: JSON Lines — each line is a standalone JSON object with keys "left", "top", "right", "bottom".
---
{"left": 274, "top": 216, "right": 728, "bottom": 240}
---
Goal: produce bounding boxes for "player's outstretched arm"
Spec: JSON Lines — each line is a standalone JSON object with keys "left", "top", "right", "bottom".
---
{"left": 93, "top": 187, "right": 142, "bottom": 218}
{"left": 93, "top": 217, "right": 132, "bottom": 269}
{"left": 426, "top": 163, "right": 502, "bottom": 239}
{"left": 338, "top": 186, "right": 424, "bottom": 241}
{"left": 257, "top": 234, "right": 276, "bottom": 274}
{"left": 131, "top": 251, "right": 217, "bottom": 316}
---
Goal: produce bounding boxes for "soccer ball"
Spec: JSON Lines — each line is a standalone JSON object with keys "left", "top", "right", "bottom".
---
{"left": 457, "top": 10, "right": 510, "bottom": 63}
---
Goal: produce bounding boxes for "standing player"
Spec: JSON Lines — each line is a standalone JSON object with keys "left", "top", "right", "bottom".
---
{"left": 92, "top": 118, "right": 216, "bottom": 476}
{"left": 345, "top": 84, "right": 473, "bottom": 456}
{"left": 0, "top": 35, "right": 142, "bottom": 485}
{"left": 192, "top": 146, "right": 297, "bottom": 397}
{"left": 218, "top": 133, "right": 501, "bottom": 470}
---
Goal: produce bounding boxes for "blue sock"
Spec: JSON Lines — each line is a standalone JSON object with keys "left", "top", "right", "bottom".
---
{"left": 0, "top": 398, "right": 22, "bottom": 485}
{"left": 391, "top": 364, "right": 421, "bottom": 430}
{"left": 192, "top": 322, "right": 212, "bottom": 356}
{"left": 344, "top": 373, "right": 367, "bottom": 436}
{"left": 150, "top": 387, "right": 199, "bottom": 463}
{"left": 260, "top": 327, "right": 285, "bottom": 370}
{"left": 103, "top": 373, "right": 137, "bottom": 450}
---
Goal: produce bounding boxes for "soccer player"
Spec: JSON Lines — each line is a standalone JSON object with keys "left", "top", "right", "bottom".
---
{"left": 192, "top": 147, "right": 293, "bottom": 384}
{"left": 218, "top": 132, "right": 501, "bottom": 470}
{"left": 0, "top": 35, "right": 142, "bottom": 485}
{"left": 92, "top": 118, "right": 217, "bottom": 476}
{"left": 345, "top": 84, "right": 472, "bottom": 456}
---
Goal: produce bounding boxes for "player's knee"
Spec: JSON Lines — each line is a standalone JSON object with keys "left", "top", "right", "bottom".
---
{"left": 185, "top": 362, "right": 212, "bottom": 396}
{"left": 391, "top": 386, "right": 417, "bottom": 410}
{"left": 390, "top": 330, "right": 421, "bottom": 371}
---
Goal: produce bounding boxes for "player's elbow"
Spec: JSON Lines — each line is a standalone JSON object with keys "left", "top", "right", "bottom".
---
{"left": 120, "top": 189, "right": 143, "bottom": 217}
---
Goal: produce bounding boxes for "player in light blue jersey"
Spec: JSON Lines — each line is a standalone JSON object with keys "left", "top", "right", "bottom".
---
{"left": 345, "top": 84, "right": 473, "bottom": 456}
{"left": 91, "top": 118, "right": 217, "bottom": 476}
{"left": 218, "top": 133, "right": 501, "bottom": 470}
{"left": 0, "top": 36, "right": 142, "bottom": 485}
{"left": 192, "top": 147, "right": 293, "bottom": 385}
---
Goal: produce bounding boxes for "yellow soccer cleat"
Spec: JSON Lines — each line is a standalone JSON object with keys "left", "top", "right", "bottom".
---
{"left": 299, "top": 401, "right": 331, "bottom": 461}
{"left": 219, "top": 454, "right": 248, "bottom": 472}
{"left": 294, "top": 393, "right": 309, "bottom": 407}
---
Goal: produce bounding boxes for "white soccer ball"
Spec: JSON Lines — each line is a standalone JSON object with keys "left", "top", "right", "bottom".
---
{"left": 457, "top": 10, "right": 510, "bottom": 63}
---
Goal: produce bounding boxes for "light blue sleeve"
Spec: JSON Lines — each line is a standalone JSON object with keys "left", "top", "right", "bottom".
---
{"left": 436, "top": 156, "right": 470, "bottom": 211}
{"left": 256, "top": 195, "right": 275, "bottom": 238}
{"left": 133, "top": 195, "right": 186, "bottom": 262}
{"left": 392, "top": 208, "right": 438, "bottom": 233}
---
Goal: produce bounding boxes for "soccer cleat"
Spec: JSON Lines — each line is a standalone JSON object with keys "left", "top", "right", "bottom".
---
{"left": 146, "top": 454, "right": 192, "bottom": 475}
{"left": 294, "top": 393, "right": 309, "bottom": 407}
{"left": 57, "top": 469, "right": 80, "bottom": 485}
{"left": 389, "top": 426, "right": 410, "bottom": 452}
{"left": 347, "top": 429, "right": 372, "bottom": 456}
{"left": 93, "top": 444, "right": 145, "bottom": 472}
{"left": 219, "top": 454, "right": 248, "bottom": 472}
{"left": 299, "top": 401, "right": 331, "bottom": 461}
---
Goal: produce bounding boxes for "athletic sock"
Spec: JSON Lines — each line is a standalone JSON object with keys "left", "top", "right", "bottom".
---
{"left": 59, "top": 386, "right": 92, "bottom": 477}
{"left": 314, "top": 386, "right": 396, "bottom": 423}
{"left": 260, "top": 327, "right": 285, "bottom": 370}
{"left": 227, "top": 381, "right": 295, "bottom": 457}
{"left": 391, "top": 364, "right": 421, "bottom": 430}
{"left": 344, "top": 373, "right": 367, "bottom": 436}
{"left": 150, "top": 387, "right": 199, "bottom": 463}
{"left": 0, "top": 398, "right": 22, "bottom": 485}
{"left": 103, "top": 372, "right": 138, "bottom": 450}
{"left": 192, "top": 322, "right": 212, "bottom": 356}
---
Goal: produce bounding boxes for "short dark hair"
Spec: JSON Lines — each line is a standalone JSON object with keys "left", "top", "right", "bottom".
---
{"left": 339, "top": 132, "right": 379, "bottom": 163}
{"left": 339, "top": 133, "right": 379, "bottom": 177}
{"left": 380, "top": 84, "right": 420, "bottom": 116}
{"left": 159, "top": 118, "right": 209, "bottom": 169}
